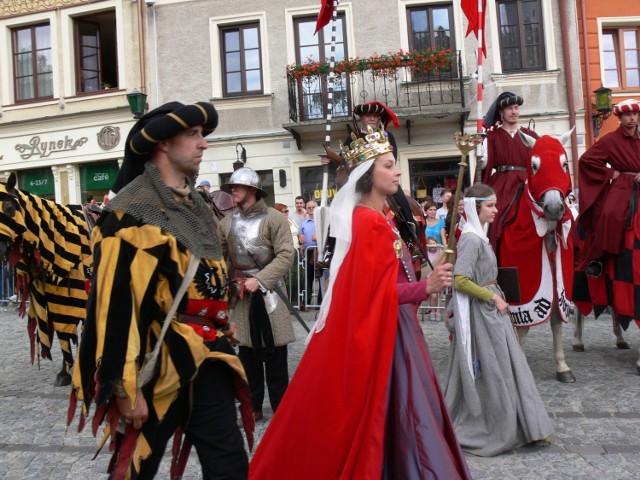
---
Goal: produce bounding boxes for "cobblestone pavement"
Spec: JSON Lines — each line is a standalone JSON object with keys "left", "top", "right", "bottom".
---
{"left": 1, "top": 304, "right": 639, "bottom": 479}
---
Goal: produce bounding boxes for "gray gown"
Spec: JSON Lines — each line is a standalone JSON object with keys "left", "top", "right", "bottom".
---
{"left": 445, "top": 232, "right": 553, "bottom": 457}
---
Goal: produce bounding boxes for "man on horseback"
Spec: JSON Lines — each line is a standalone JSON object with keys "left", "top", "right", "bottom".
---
{"left": 481, "top": 92, "right": 539, "bottom": 251}
{"left": 575, "top": 98, "right": 640, "bottom": 332}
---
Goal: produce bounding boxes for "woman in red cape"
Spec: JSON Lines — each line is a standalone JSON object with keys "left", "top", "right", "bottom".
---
{"left": 249, "top": 129, "right": 471, "bottom": 479}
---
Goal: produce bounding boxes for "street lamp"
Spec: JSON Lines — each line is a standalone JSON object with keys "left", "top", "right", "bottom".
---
{"left": 234, "top": 143, "right": 247, "bottom": 170}
{"left": 126, "top": 89, "right": 148, "bottom": 119}
{"left": 592, "top": 86, "right": 613, "bottom": 137}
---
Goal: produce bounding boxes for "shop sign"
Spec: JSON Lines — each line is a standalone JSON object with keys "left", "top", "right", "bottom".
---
{"left": 15, "top": 135, "right": 89, "bottom": 160}
{"left": 97, "top": 126, "right": 121, "bottom": 151}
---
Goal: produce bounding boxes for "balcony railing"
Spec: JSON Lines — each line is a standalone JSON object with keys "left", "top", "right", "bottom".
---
{"left": 287, "top": 51, "right": 465, "bottom": 124}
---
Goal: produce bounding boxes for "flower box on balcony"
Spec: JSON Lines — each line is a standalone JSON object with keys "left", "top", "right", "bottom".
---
{"left": 286, "top": 49, "right": 455, "bottom": 81}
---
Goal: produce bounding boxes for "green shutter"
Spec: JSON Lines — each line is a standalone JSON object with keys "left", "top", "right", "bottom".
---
{"left": 80, "top": 162, "right": 120, "bottom": 191}
{"left": 19, "top": 168, "right": 55, "bottom": 196}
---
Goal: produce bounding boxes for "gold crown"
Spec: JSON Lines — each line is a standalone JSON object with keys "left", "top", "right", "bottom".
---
{"left": 340, "top": 126, "right": 393, "bottom": 169}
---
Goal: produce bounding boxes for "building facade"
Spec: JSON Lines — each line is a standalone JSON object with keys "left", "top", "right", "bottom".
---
{"left": 0, "top": 0, "right": 146, "bottom": 204}
{"left": 145, "top": 0, "right": 586, "bottom": 205}
{"left": 577, "top": 0, "right": 640, "bottom": 144}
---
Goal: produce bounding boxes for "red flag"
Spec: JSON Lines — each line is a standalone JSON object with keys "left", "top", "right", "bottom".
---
{"left": 461, "top": 0, "right": 487, "bottom": 56}
{"left": 315, "top": 0, "right": 335, "bottom": 34}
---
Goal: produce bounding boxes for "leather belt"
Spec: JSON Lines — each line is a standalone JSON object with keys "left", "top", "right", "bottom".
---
{"left": 496, "top": 165, "right": 527, "bottom": 172}
{"left": 178, "top": 314, "right": 219, "bottom": 329}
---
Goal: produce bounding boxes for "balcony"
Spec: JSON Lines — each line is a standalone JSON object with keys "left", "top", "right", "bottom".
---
{"left": 284, "top": 50, "right": 468, "bottom": 146}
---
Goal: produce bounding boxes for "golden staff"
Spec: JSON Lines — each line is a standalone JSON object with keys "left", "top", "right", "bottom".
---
{"left": 443, "top": 132, "right": 485, "bottom": 263}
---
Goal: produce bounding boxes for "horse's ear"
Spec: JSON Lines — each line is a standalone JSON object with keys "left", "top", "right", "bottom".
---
{"left": 6, "top": 173, "right": 16, "bottom": 191}
{"left": 558, "top": 127, "right": 575, "bottom": 147}
{"left": 517, "top": 129, "right": 537, "bottom": 149}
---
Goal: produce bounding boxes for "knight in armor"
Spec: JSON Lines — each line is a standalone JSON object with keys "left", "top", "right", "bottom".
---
{"left": 218, "top": 167, "right": 295, "bottom": 422}
{"left": 480, "top": 92, "right": 539, "bottom": 251}
{"left": 69, "top": 102, "right": 251, "bottom": 479}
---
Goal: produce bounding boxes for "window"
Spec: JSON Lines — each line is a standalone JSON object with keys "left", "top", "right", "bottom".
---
{"left": 407, "top": 5, "right": 456, "bottom": 79}
{"left": 408, "top": 5, "right": 455, "bottom": 52}
{"left": 74, "top": 10, "right": 118, "bottom": 94}
{"left": 293, "top": 15, "right": 349, "bottom": 121}
{"left": 12, "top": 23, "right": 53, "bottom": 102}
{"left": 496, "top": 0, "right": 545, "bottom": 72}
{"left": 221, "top": 23, "right": 263, "bottom": 96}
{"left": 602, "top": 28, "right": 640, "bottom": 90}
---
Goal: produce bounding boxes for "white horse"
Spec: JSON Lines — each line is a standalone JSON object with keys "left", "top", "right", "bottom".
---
{"left": 499, "top": 130, "right": 577, "bottom": 382}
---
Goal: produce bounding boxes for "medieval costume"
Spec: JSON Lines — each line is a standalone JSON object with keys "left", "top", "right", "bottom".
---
{"left": 574, "top": 99, "right": 640, "bottom": 330}
{"left": 218, "top": 169, "right": 295, "bottom": 418}
{"left": 68, "top": 102, "right": 252, "bottom": 479}
{"left": 446, "top": 196, "right": 553, "bottom": 457}
{"left": 482, "top": 92, "right": 538, "bottom": 250}
{"left": 249, "top": 129, "right": 471, "bottom": 479}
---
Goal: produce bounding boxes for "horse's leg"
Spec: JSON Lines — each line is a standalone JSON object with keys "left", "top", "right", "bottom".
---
{"left": 572, "top": 309, "right": 585, "bottom": 352}
{"left": 551, "top": 308, "right": 576, "bottom": 383}
{"left": 611, "top": 311, "right": 630, "bottom": 349}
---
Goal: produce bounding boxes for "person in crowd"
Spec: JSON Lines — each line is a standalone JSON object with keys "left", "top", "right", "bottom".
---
{"left": 436, "top": 189, "right": 452, "bottom": 221}
{"left": 574, "top": 98, "right": 640, "bottom": 331}
{"left": 424, "top": 201, "right": 446, "bottom": 246}
{"left": 444, "top": 196, "right": 466, "bottom": 243}
{"left": 274, "top": 203, "right": 300, "bottom": 250}
{"left": 480, "top": 92, "right": 538, "bottom": 251}
{"left": 249, "top": 127, "right": 471, "bottom": 480}
{"left": 299, "top": 200, "right": 319, "bottom": 308}
{"left": 289, "top": 195, "right": 307, "bottom": 227}
{"left": 69, "top": 101, "right": 251, "bottom": 479}
{"left": 197, "top": 179, "right": 211, "bottom": 194}
{"left": 425, "top": 236, "right": 445, "bottom": 322}
{"left": 218, "top": 168, "right": 295, "bottom": 423}
{"left": 445, "top": 183, "right": 553, "bottom": 457}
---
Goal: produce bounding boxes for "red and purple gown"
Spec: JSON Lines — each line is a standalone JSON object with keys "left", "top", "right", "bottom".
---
{"left": 249, "top": 207, "right": 470, "bottom": 479}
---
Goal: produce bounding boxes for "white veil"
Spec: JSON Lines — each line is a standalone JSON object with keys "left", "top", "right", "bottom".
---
{"left": 306, "top": 159, "right": 375, "bottom": 342}
{"left": 456, "top": 195, "right": 494, "bottom": 378}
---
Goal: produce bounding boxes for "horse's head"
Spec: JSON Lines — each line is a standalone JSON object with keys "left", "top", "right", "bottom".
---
{"left": 518, "top": 129, "right": 573, "bottom": 221}
{"left": 0, "top": 173, "right": 27, "bottom": 242}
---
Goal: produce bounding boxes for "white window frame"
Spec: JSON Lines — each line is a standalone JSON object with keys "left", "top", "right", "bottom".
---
{"left": 284, "top": 2, "right": 356, "bottom": 67}
{"left": 488, "top": 0, "right": 559, "bottom": 85}
{"left": 597, "top": 16, "right": 640, "bottom": 95}
{"left": 0, "top": 10, "right": 58, "bottom": 107}
{"left": 210, "top": 12, "right": 271, "bottom": 109}
{"left": 60, "top": 0, "right": 125, "bottom": 100}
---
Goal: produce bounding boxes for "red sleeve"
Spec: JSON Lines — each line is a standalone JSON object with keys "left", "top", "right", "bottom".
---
{"left": 578, "top": 134, "right": 615, "bottom": 226}
{"left": 398, "top": 279, "right": 428, "bottom": 304}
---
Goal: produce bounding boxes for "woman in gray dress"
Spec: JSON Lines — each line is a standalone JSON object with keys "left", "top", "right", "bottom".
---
{"left": 445, "top": 183, "right": 553, "bottom": 457}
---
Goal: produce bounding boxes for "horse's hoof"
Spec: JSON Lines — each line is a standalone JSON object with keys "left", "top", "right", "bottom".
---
{"left": 54, "top": 372, "right": 71, "bottom": 387}
{"left": 616, "top": 342, "right": 631, "bottom": 350}
{"left": 556, "top": 371, "right": 576, "bottom": 383}
{"left": 572, "top": 344, "right": 585, "bottom": 352}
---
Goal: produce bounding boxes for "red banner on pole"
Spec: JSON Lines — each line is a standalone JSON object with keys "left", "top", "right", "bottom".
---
{"left": 315, "top": 0, "right": 335, "bottom": 34}
{"left": 461, "top": 0, "right": 487, "bottom": 56}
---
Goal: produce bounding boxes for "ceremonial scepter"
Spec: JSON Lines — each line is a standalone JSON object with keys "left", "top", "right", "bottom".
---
{"left": 444, "top": 132, "right": 485, "bottom": 263}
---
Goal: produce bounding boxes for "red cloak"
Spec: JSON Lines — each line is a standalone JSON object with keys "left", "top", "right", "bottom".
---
{"left": 249, "top": 208, "right": 399, "bottom": 479}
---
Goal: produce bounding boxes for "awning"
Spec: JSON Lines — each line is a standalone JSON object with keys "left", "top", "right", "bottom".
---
{"left": 19, "top": 168, "right": 55, "bottom": 196}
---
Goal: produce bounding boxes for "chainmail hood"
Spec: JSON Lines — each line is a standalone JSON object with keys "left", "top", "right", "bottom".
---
{"left": 107, "top": 163, "right": 221, "bottom": 259}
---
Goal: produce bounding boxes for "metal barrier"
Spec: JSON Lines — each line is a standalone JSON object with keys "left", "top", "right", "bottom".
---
{"left": 286, "top": 246, "right": 325, "bottom": 311}
{"left": 0, "top": 259, "right": 17, "bottom": 307}
{"left": 419, "top": 244, "right": 448, "bottom": 322}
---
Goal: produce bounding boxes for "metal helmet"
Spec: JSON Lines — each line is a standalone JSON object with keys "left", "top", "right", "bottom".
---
{"left": 221, "top": 167, "right": 267, "bottom": 199}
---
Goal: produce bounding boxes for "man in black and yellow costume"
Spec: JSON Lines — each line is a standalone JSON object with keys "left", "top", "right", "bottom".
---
{"left": 68, "top": 102, "right": 253, "bottom": 479}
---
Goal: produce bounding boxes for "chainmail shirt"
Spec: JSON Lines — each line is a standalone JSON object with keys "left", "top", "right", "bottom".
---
{"left": 107, "top": 162, "right": 221, "bottom": 259}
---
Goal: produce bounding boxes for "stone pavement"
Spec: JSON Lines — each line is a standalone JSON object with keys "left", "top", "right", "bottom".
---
{"left": 0, "top": 304, "right": 639, "bottom": 479}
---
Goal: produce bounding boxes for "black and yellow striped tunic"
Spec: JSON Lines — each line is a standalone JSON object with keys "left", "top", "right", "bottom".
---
{"left": 70, "top": 210, "right": 246, "bottom": 478}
